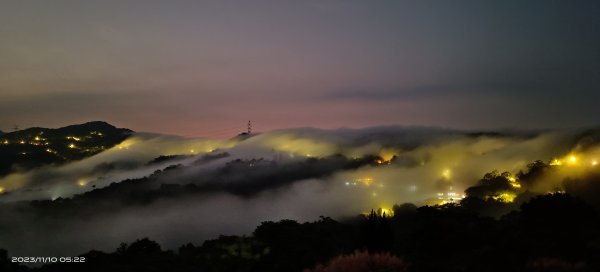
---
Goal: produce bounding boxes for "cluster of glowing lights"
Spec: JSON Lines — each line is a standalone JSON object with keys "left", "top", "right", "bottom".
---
{"left": 344, "top": 177, "right": 387, "bottom": 200}
{"left": 549, "top": 159, "right": 562, "bottom": 166}
{"left": 363, "top": 207, "right": 394, "bottom": 217}
{"left": 68, "top": 143, "right": 76, "bottom": 149}
{"left": 507, "top": 176, "right": 521, "bottom": 188}
{"left": 436, "top": 191, "right": 465, "bottom": 204}
{"left": 345, "top": 177, "right": 376, "bottom": 187}
{"left": 364, "top": 151, "right": 595, "bottom": 212}
{"left": 0, "top": 187, "right": 4, "bottom": 193}
{"left": 376, "top": 207, "right": 393, "bottom": 217}
{"left": 490, "top": 192, "right": 516, "bottom": 203}
{"left": 550, "top": 154, "right": 598, "bottom": 167}
{"left": 66, "top": 136, "right": 81, "bottom": 141}
{"left": 2, "top": 135, "right": 53, "bottom": 146}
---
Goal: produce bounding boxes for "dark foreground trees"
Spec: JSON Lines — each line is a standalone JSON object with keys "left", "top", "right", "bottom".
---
{"left": 3, "top": 193, "right": 598, "bottom": 272}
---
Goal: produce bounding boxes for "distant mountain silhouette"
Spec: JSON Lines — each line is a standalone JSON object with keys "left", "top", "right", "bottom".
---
{"left": 0, "top": 121, "right": 132, "bottom": 176}
{"left": 230, "top": 131, "right": 259, "bottom": 141}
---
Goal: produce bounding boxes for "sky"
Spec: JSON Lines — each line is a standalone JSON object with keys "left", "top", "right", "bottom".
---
{"left": 1, "top": 0, "right": 599, "bottom": 137}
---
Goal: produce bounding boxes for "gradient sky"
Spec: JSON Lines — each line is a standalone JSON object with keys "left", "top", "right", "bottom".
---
{"left": 1, "top": 0, "right": 599, "bottom": 137}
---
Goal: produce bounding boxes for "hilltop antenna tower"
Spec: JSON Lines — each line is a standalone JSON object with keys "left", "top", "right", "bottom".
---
{"left": 13, "top": 124, "right": 19, "bottom": 131}
{"left": 247, "top": 120, "right": 252, "bottom": 134}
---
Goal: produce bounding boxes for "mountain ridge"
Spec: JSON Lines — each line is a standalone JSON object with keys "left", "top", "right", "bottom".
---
{"left": 0, "top": 121, "right": 133, "bottom": 177}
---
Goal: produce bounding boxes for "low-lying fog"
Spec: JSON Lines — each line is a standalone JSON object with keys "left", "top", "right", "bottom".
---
{"left": 1, "top": 126, "right": 599, "bottom": 257}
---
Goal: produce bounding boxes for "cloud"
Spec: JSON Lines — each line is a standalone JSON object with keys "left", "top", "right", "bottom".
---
{"left": 2, "top": 126, "right": 600, "bottom": 257}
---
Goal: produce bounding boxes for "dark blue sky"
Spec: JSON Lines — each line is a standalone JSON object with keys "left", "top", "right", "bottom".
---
{"left": 1, "top": 0, "right": 599, "bottom": 136}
